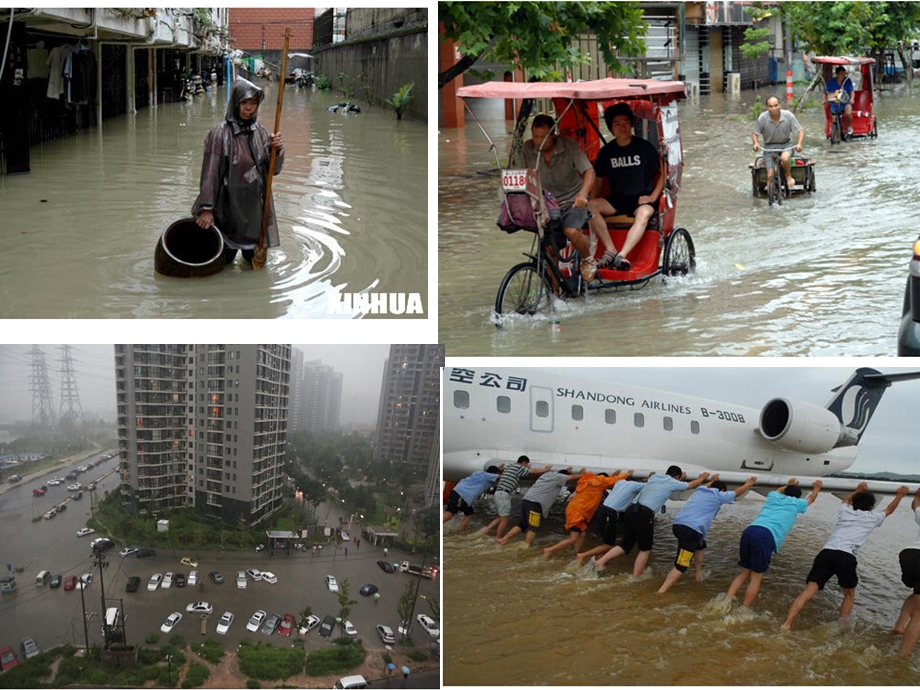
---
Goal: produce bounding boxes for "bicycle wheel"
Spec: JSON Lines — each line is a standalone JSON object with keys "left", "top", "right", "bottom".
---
{"left": 768, "top": 174, "right": 780, "bottom": 206}
{"left": 495, "top": 262, "right": 554, "bottom": 316}
{"left": 663, "top": 228, "right": 696, "bottom": 277}
{"left": 831, "top": 120, "right": 841, "bottom": 145}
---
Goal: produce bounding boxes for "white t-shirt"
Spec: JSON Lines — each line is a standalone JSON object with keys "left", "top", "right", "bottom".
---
{"left": 908, "top": 507, "right": 920, "bottom": 550}
{"left": 822, "top": 503, "right": 886, "bottom": 556}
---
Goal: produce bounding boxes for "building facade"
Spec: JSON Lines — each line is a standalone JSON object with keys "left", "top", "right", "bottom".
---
{"left": 301, "top": 360, "right": 343, "bottom": 435}
{"left": 115, "top": 344, "right": 291, "bottom": 526}
{"left": 373, "top": 344, "right": 443, "bottom": 477}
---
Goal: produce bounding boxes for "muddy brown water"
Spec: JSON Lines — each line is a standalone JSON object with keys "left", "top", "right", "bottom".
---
{"left": 0, "top": 84, "right": 427, "bottom": 318}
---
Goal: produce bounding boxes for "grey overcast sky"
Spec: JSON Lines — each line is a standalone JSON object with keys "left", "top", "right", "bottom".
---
{"left": 447, "top": 364, "right": 920, "bottom": 476}
{"left": 0, "top": 345, "right": 393, "bottom": 428}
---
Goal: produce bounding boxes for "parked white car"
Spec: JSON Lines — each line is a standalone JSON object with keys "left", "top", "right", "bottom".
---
{"left": 76, "top": 527, "right": 95, "bottom": 537}
{"left": 246, "top": 610, "right": 266, "bottom": 632}
{"left": 246, "top": 568, "right": 262, "bottom": 581}
{"left": 188, "top": 570, "right": 198, "bottom": 586}
{"left": 216, "top": 611, "right": 234, "bottom": 635}
{"left": 262, "top": 571, "right": 277, "bottom": 584}
{"left": 326, "top": 575, "right": 339, "bottom": 592}
{"left": 162, "top": 572, "right": 174, "bottom": 589}
{"left": 416, "top": 614, "right": 440, "bottom": 638}
{"left": 236, "top": 571, "right": 247, "bottom": 589}
{"left": 147, "top": 573, "right": 163, "bottom": 591}
{"left": 161, "top": 612, "right": 182, "bottom": 633}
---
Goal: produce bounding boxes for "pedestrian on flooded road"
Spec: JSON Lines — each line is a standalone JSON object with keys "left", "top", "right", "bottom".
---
{"left": 193, "top": 77, "right": 285, "bottom": 267}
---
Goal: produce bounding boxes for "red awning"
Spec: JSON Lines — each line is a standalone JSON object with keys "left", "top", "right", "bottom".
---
{"left": 812, "top": 56, "right": 876, "bottom": 66}
{"left": 457, "top": 78, "right": 687, "bottom": 101}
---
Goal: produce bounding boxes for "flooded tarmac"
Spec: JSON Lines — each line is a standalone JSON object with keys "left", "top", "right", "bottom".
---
{"left": 444, "top": 493, "right": 920, "bottom": 685}
{"left": 0, "top": 83, "right": 427, "bottom": 318}
{"left": 438, "top": 85, "right": 920, "bottom": 354}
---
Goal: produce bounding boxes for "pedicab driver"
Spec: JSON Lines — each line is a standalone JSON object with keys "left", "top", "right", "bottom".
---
{"left": 521, "top": 114, "right": 595, "bottom": 280}
{"left": 752, "top": 96, "right": 804, "bottom": 193}
{"left": 823, "top": 65, "right": 854, "bottom": 136}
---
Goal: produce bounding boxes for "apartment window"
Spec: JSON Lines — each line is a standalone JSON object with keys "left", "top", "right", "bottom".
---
{"left": 225, "top": 472, "right": 229, "bottom": 480}
{"left": 235, "top": 380, "right": 240, "bottom": 388}
{"left": 535, "top": 400, "right": 549, "bottom": 418}
{"left": 234, "top": 436, "right": 237, "bottom": 443}
{"left": 497, "top": 396, "right": 511, "bottom": 414}
{"left": 233, "top": 461, "right": 237, "bottom": 469}
{"left": 663, "top": 417, "right": 673, "bottom": 431}
{"left": 572, "top": 405, "right": 584, "bottom": 421}
{"left": 634, "top": 412, "right": 644, "bottom": 428}
{"left": 691, "top": 421, "right": 701, "bottom": 435}
{"left": 235, "top": 393, "right": 239, "bottom": 402}
{"left": 233, "top": 474, "right": 236, "bottom": 481}
{"left": 605, "top": 409, "right": 616, "bottom": 425}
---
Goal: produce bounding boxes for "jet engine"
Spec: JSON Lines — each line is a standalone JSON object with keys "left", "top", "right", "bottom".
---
{"left": 759, "top": 397, "right": 857, "bottom": 453}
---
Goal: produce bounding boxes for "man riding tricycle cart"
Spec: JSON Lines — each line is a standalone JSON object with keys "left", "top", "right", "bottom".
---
{"left": 456, "top": 78, "right": 696, "bottom": 320}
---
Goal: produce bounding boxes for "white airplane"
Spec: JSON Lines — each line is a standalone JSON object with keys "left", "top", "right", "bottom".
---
{"left": 444, "top": 367, "right": 920, "bottom": 495}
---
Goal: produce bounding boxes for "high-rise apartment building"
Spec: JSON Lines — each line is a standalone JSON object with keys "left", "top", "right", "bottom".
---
{"left": 373, "top": 345, "right": 443, "bottom": 477}
{"left": 290, "top": 348, "right": 305, "bottom": 432}
{"left": 115, "top": 344, "right": 291, "bottom": 526}
{"left": 302, "top": 360, "right": 343, "bottom": 435}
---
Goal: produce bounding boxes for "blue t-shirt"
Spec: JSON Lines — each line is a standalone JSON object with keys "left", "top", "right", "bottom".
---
{"left": 636, "top": 474, "right": 689, "bottom": 513}
{"left": 750, "top": 490, "right": 809, "bottom": 552}
{"left": 454, "top": 471, "right": 499, "bottom": 504}
{"left": 825, "top": 76, "right": 854, "bottom": 113}
{"left": 674, "top": 486, "right": 735, "bottom": 537}
{"left": 602, "top": 480, "right": 645, "bottom": 512}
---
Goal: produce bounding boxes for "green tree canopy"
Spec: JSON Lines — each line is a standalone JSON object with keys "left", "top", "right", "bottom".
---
{"left": 439, "top": 1, "right": 648, "bottom": 89}
{"left": 783, "top": 1, "right": 920, "bottom": 55}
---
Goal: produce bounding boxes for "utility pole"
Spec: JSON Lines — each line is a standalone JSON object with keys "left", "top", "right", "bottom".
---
{"left": 78, "top": 579, "right": 90, "bottom": 651}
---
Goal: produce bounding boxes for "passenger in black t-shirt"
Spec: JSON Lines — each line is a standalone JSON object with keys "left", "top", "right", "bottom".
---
{"left": 586, "top": 103, "right": 663, "bottom": 271}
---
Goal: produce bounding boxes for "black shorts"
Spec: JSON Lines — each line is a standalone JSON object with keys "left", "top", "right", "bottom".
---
{"left": 806, "top": 548, "right": 859, "bottom": 590}
{"left": 597, "top": 505, "right": 622, "bottom": 545}
{"left": 605, "top": 194, "right": 657, "bottom": 217}
{"left": 672, "top": 524, "right": 706, "bottom": 573}
{"left": 899, "top": 548, "right": 920, "bottom": 595}
{"left": 620, "top": 503, "right": 655, "bottom": 554}
{"left": 446, "top": 490, "right": 474, "bottom": 517}
{"left": 517, "top": 499, "right": 544, "bottom": 533}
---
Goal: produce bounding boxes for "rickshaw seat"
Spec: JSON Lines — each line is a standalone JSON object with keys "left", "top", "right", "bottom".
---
{"left": 851, "top": 90, "right": 872, "bottom": 116}
{"left": 602, "top": 211, "right": 661, "bottom": 231}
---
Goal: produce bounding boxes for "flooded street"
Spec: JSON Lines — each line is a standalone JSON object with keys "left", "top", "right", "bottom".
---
{"left": 438, "top": 85, "right": 920, "bottom": 354}
{"left": 444, "top": 493, "right": 920, "bottom": 685}
{"left": 0, "top": 83, "right": 427, "bottom": 318}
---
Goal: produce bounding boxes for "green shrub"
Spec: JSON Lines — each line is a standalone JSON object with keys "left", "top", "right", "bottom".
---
{"left": 315, "top": 74, "right": 331, "bottom": 90}
{"left": 304, "top": 641, "right": 366, "bottom": 677}
{"left": 238, "top": 642, "right": 304, "bottom": 681}
{"left": 386, "top": 83, "right": 414, "bottom": 120}
{"left": 246, "top": 680, "right": 261, "bottom": 689}
{"left": 181, "top": 661, "right": 210, "bottom": 688}
{"left": 146, "top": 633, "right": 160, "bottom": 644}
{"left": 159, "top": 645, "right": 186, "bottom": 666}
{"left": 169, "top": 633, "right": 187, "bottom": 649}
{"left": 408, "top": 650, "right": 427, "bottom": 662}
{"left": 192, "top": 637, "right": 225, "bottom": 664}
{"left": 138, "top": 647, "right": 162, "bottom": 665}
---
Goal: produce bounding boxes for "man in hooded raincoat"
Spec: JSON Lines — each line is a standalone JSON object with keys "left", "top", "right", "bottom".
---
{"left": 193, "top": 77, "right": 284, "bottom": 266}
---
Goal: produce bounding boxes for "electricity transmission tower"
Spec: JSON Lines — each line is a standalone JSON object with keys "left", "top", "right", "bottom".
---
{"left": 58, "top": 345, "right": 86, "bottom": 433}
{"left": 28, "top": 345, "right": 57, "bottom": 433}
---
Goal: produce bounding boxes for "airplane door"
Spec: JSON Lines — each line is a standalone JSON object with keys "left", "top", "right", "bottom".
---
{"left": 530, "top": 387, "right": 554, "bottom": 433}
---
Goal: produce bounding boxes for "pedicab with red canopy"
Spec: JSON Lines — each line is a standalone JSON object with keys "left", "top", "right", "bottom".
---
{"left": 456, "top": 78, "right": 696, "bottom": 319}
{"left": 812, "top": 56, "right": 877, "bottom": 144}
